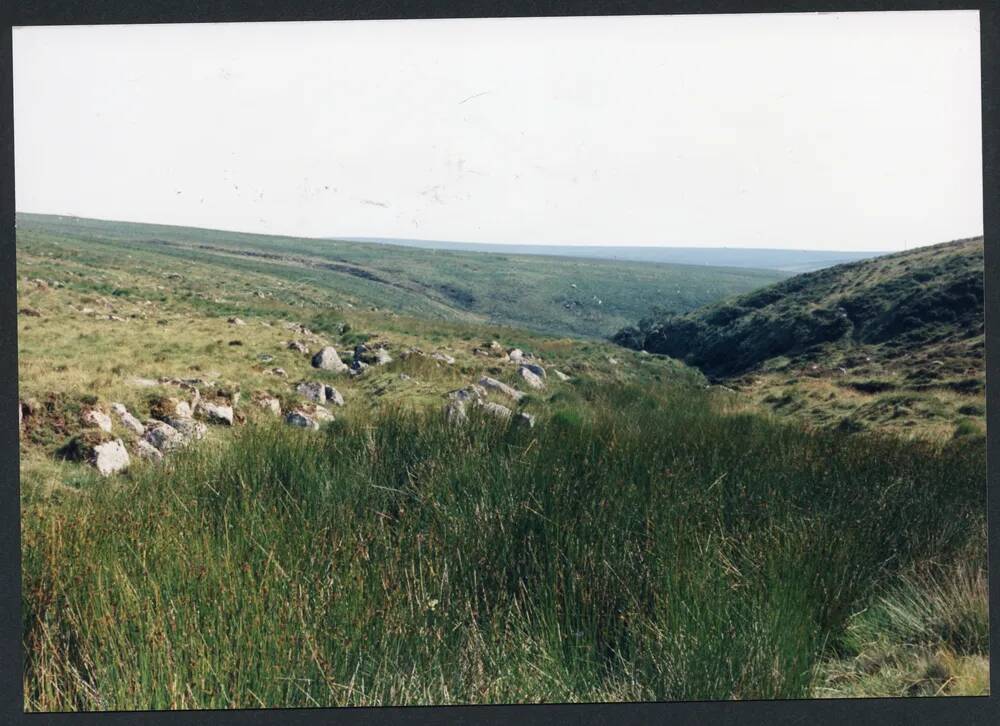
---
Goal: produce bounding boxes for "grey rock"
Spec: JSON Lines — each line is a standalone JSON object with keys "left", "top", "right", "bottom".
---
{"left": 478, "top": 401, "right": 513, "bottom": 420}
{"left": 518, "top": 366, "right": 546, "bottom": 390}
{"left": 479, "top": 376, "right": 524, "bottom": 401}
{"left": 165, "top": 417, "right": 207, "bottom": 441}
{"left": 111, "top": 403, "right": 145, "bottom": 435}
{"left": 92, "top": 439, "right": 130, "bottom": 476}
{"left": 522, "top": 363, "right": 546, "bottom": 378}
{"left": 444, "top": 398, "right": 468, "bottom": 425}
{"left": 143, "top": 420, "right": 183, "bottom": 452}
{"left": 82, "top": 408, "right": 113, "bottom": 433}
{"left": 296, "top": 381, "right": 328, "bottom": 404}
{"left": 285, "top": 410, "right": 319, "bottom": 430}
{"left": 324, "top": 386, "right": 345, "bottom": 406}
{"left": 256, "top": 396, "right": 282, "bottom": 416}
{"left": 448, "top": 384, "right": 486, "bottom": 402}
{"left": 312, "top": 346, "right": 349, "bottom": 372}
{"left": 136, "top": 439, "right": 163, "bottom": 461}
{"left": 197, "top": 401, "right": 234, "bottom": 426}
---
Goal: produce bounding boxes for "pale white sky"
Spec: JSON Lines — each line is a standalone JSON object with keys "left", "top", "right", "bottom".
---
{"left": 13, "top": 11, "right": 983, "bottom": 251}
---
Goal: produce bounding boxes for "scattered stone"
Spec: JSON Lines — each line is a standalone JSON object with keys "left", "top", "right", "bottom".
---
{"left": 448, "top": 384, "right": 486, "bottom": 402}
{"left": 431, "top": 352, "right": 456, "bottom": 365}
{"left": 258, "top": 353, "right": 275, "bottom": 364}
{"left": 518, "top": 366, "right": 546, "bottom": 390}
{"left": 608, "top": 357, "right": 620, "bottom": 365}
{"left": 284, "top": 322, "right": 315, "bottom": 338}
{"left": 92, "top": 439, "right": 131, "bottom": 476}
{"left": 479, "top": 376, "right": 524, "bottom": 401}
{"left": 296, "top": 381, "right": 328, "bottom": 404}
{"left": 111, "top": 403, "right": 145, "bottom": 435}
{"left": 269, "top": 367, "right": 288, "bottom": 377}
{"left": 444, "top": 398, "right": 468, "bottom": 425}
{"left": 288, "top": 340, "right": 310, "bottom": 355}
{"left": 255, "top": 395, "right": 282, "bottom": 416}
{"left": 553, "top": 369, "right": 570, "bottom": 381}
{"left": 151, "top": 397, "right": 193, "bottom": 421}
{"left": 228, "top": 340, "right": 243, "bottom": 346}
{"left": 228, "top": 317, "right": 246, "bottom": 326}
{"left": 398, "top": 373, "right": 412, "bottom": 381}
{"left": 136, "top": 439, "right": 163, "bottom": 462}
{"left": 522, "top": 363, "right": 546, "bottom": 378}
{"left": 324, "top": 386, "right": 345, "bottom": 406}
{"left": 196, "top": 401, "right": 234, "bottom": 426}
{"left": 478, "top": 401, "right": 513, "bottom": 420}
{"left": 286, "top": 410, "right": 320, "bottom": 430}
{"left": 312, "top": 405, "right": 335, "bottom": 422}
{"left": 508, "top": 349, "right": 524, "bottom": 362}
{"left": 165, "top": 416, "right": 208, "bottom": 441}
{"left": 144, "top": 420, "right": 183, "bottom": 452}
{"left": 82, "top": 408, "right": 113, "bottom": 433}
{"left": 374, "top": 348, "right": 393, "bottom": 365}
{"left": 18, "top": 307, "right": 42, "bottom": 317}
{"left": 312, "top": 346, "right": 349, "bottom": 372}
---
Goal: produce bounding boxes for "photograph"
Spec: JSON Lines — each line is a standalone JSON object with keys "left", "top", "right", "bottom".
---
{"left": 12, "top": 9, "right": 988, "bottom": 712}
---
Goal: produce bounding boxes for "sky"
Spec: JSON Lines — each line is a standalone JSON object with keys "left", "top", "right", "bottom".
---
{"left": 13, "top": 11, "right": 983, "bottom": 251}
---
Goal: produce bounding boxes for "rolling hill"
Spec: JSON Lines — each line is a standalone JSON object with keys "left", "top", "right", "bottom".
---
{"left": 16, "top": 213, "right": 784, "bottom": 340}
{"left": 334, "top": 236, "right": 884, "bottom": 273}
{"left": 614, "top": 237, "right": 986, "bottom": 437}
{"left": 16, "top": 214, "right": 987, "bottom": 707}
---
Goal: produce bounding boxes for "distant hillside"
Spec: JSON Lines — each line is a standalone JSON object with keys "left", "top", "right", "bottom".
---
{"left": 335, "top": 236, "right": 883, "bottom": 273}
{"left": 16, "top": 213, "right": 782, "bottom": 340}
{"left": 614, "top": 238, "right": 985, "bottom": 437}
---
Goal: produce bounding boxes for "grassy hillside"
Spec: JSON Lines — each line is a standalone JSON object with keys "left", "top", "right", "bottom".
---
{"left": 17, "top": 213, "right": 784, "bottom": 339}
{"left": 614, "top": 238, "right": 986, "bottom": 438}
{"left": 337, "top": 237, "right": 883, "bottom": 273}
{"left": 17, "top": 220, "right": 987, "bottom": 708}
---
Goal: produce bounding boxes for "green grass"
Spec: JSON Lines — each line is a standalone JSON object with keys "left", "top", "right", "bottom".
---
{"left": 17, "top": 214, "right": 988, "bottom": 709}
{"left": 22, "top": 381, "right": 986, "bottom": 709}
{"left": 16, "top": 213, "right": 783, "bottom": 340}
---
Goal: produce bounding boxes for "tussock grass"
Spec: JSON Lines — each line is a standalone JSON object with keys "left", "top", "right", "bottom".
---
{"left": 22, "top": 383, "right": 986, "bottom": 710}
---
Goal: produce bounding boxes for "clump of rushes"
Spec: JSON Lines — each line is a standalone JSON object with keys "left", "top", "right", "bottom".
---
{"left": 22, "top": 382, "right": 986, "bottom": 710}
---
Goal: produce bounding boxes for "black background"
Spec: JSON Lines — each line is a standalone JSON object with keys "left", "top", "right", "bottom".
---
{"left": 0, "top": 2, "right": 997, "bottom": 724}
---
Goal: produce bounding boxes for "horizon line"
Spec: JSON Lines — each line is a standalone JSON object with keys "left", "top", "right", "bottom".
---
{"left": 15, "top": 209, "right": 982, "bottom": 254}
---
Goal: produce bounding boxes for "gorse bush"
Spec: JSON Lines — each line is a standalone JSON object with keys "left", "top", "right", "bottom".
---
{"left": 22, "top": 383, "right": 986, "bottom": 710}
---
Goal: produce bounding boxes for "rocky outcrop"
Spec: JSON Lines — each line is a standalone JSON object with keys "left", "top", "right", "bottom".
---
{"left": 312, "top": 346, "right": 349, "bottom": 373}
